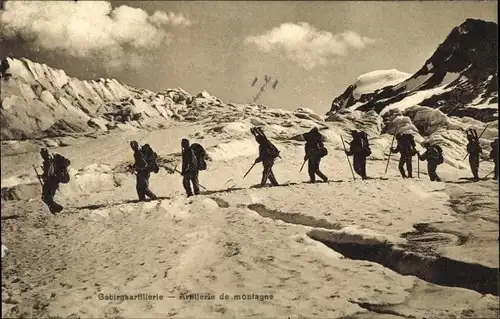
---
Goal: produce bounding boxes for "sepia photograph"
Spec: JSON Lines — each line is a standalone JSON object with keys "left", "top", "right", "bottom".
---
{"left": 0, "top": 0, "right": 498, "bottom": 318}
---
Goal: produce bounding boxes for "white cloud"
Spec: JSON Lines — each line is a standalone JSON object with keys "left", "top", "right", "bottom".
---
{"left": 150, "top": 11, "right": 192, "bottom": 27}
{"left": 244, "top": 22, "right": 376, "bottom": 69}
{"left": 0, "top": 1, "right": 192, "bottom": 70}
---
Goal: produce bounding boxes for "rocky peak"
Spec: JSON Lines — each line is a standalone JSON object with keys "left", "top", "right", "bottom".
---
{"left": 328, "top": 19, "right": 498, "bottom": 122}
{"left": 420, "top": 19, "right": 497, "bottom": 75}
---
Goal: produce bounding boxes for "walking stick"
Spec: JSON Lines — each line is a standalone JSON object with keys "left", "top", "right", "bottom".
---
{"left": 417, "top": 156, "right": 420, "bottom": 178}
{"left": 484, "top": 170, "right": 495, "bottom": 179}
{"left": 243, "top": 162, "right": 256, "bottom": 178}
{"left": 32, "top": 165, "right": 65, "bottom": 197}
{"left": 385, "top": 132, "right": 397, "bottom": 174}
{"left": 174, "top": 168, "right": 207, "bottom": 190}
{"left": 340, "top": 136, "right": 356, "bottom": 180}
{"left": 300, "top": 158, "right": 307, "bottom": 172}
{"left": 32, "top": 165, "right": 44, "bottom": 189}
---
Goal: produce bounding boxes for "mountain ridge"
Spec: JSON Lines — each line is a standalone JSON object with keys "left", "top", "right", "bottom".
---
{"left": 0, "top": 57, "right": 203, "bottom": 140}
{"left": 328, "top": 18, "right": 498, "bottom": 122}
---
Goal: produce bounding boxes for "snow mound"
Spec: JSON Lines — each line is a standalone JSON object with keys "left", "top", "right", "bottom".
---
{"left": 293, "top": 108, "right": 325, "bottom": 123}
{"left": 403, "top": 105, "right": 450, "bottom": 136}
{"left": 1, "top": 174, "right": 37, "bottom": 188}
{"left": 206, "top": 139, "right": 258, "bottom": 162}
{"left": 383, "top": 115, "right": 420, "bottom": 136}
{"left": 56, "top": 164, "right": 118, "bottom": 195}
{"left": 200, "top": 121, "right": 254, "bottom": 140}
{"left": 190, "top": 90, "right": 223, "bottom": 107}
{"left": 326, "top": 109, "right": 383, "bottom": 137}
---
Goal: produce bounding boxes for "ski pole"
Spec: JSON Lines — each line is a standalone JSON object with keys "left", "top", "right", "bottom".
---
{"left": 243, "top": 162, "right": 256, "bottom": 179}
{"left": 484, "top": 170, "right": 495, "bottom": 179}
{"left": 300, "top": 158, "right": 308, "bottom": 172}
{"left": 174, "top": 168, "right": 207, "bottom": 190}
{"left": 417, "top": 157, "right": 420, "bottom": 178}
{"left": 33, "top": 165, "right": 46, "bottom": 199}
{"left": 385, "top": 130, "right": 398, "bottom": 174}
{"left": 340, "top": 136, "right": 356, "bottom": 181}
{"left": 32, "top": 165, "right": 44, "bottom": 189}
{"left": 33, "top": 165, "right": 65, "bottom": 197}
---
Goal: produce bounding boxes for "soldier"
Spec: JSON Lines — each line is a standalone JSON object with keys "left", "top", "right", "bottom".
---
{"left": 391, "top": 133, "right": 417, "bottom": 178}
{"left": 466, "top": 129, "right": 482, "bottom": 181}
{"left": 38, "top": 148, "right": 64, "bottom": 214}
{"left": 418, "top": 142, "right": 444, "bottom": 182}
{"left": 0, "top": 57, "right": 10, "bottom": 79}
{"left": 129, "top": 141, "right": 157, "bottom": 201}
{"left": 181, "top": 138, "right": 200, "bottom": 197}
{"left": 251, "top": 127, "right": 280, "bottom": 187}
{"left": 345, "top": 130, "right": 370, "bottom": 180}
{"left": 303, "top": 127, "right": 328, "bottom": 183}
{"left": 490, "top": 138, "right": 498, "bottom": 180}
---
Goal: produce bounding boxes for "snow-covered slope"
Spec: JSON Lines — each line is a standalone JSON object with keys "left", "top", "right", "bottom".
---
{"left": 353, "top": 70, "right": 412, "bottom": 98}
{"left": 0, "top": 57, "right": 192, "bottom": 140}
{"left": 1, "top": 104, "right": 498, "bottom": 318}
{"left": 1, "top": 54, "right": 499, "bottom": 318}
{"left": 330, "top": 69, "right": 411, "bottom": 112}
{"left": 328, "top": 19, "right": 498, "bottom": 122}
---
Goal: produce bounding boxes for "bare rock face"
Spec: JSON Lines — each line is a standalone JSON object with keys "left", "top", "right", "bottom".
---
{"left": 329, "top": 19, "right": 498, "bottom": 123}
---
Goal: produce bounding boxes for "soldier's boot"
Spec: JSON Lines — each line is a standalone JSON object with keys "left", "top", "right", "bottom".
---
{"left": 406, "top": 157, "right": 413, "bottom": 178}
{"left": 145, "top": 188, "right": 158, "bottom": 200}
{"left": 183, "top": 177, "right": 193, "bottom": 197}
{"left": 50, "top": 202, "right": 64, "bottom": 214}
{"left": 316, "top": 170, "right": 328, "bottom": 182}
{"left": 192, "top": 178, "right": 201, "bottom": 196}
{"left": 398, "top": 159, "right": 407, "bottom": 178}
{"left": 268, "top": 170, "right": 279, "bottom": 186}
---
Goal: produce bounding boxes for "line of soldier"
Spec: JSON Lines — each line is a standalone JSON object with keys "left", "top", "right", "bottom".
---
{"left": 36, "top": 127, "right": 499, "bottom": 214}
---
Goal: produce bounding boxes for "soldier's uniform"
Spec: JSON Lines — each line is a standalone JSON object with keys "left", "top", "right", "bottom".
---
{"left": 39, "top": 148, "right": 63, "bottom": 213}
{"left": 181, "top": 139, "right": 200, "bottom": 197}
{"left": 346, "top": 131, "right": 369, "bottom": 179}
{"left": 418, "top": 144, "right": 442, "bottom": 182}
{"left": 466, "top": 131, "right": 482, "bottom": 180}
{"left": 130, "top": 141, "right": 157, "bottom": 201}
{"left": 391, "top": 134, "right": 417, "bottom": 178}
{"left": 255, "top": 136, "right": 279, "bottom": 187}
{"left": 304, "top": 128, "right": 328, "bottom": 183}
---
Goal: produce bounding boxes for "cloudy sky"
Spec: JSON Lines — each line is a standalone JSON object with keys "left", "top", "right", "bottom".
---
{"left": 0, "top": 1, "right": 497, "bottom": 114}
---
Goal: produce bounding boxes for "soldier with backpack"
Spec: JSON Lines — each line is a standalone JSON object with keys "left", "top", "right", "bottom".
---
{"left": 251, "top": 127, "right": 280, "bottom": 187}
{"left": 0, "top": 57, "right": 11, "bottom": 80}
{"left": 466, "top": 129, "right": 482, "bottom": 181}
{"left": 391, "top": 133, "right": 417, "bottom": 179}
{"left": 490, "top": 138, "right": 498, "bottom": 180}
{"left": 418, "top": 142, "right": 443, "bottom": 182}
{"left": 36, "top": 148, "right": 70, "bottom": 214}
{"left": 181, "top": 138, "right": 206, "bottom": 197}
{"left": 128, "top": 141, "right": 158, "bottom": 201}
{"left": 345, "top": 130, "right": 370, "bottom": 180}
{"left": 303, "top": 127, "right": 328, "bottom": 183}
